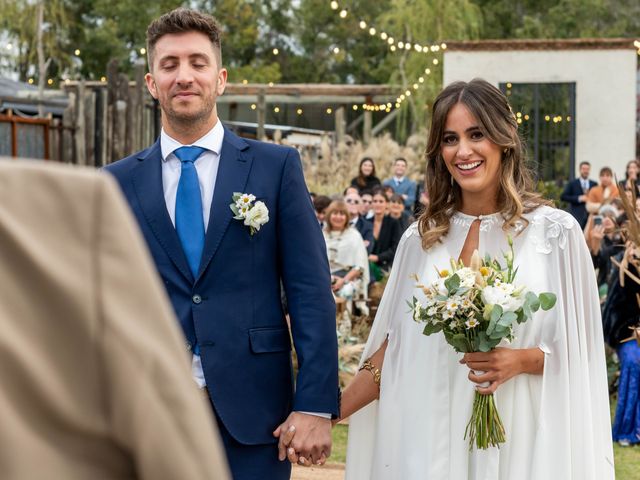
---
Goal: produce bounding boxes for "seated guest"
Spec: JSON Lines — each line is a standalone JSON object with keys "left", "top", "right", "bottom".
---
{"left": 345, "top": 190, "right": 374, "bottom": 253}
{"left": 388, "top": 194, "right": 413, "bottom": 232}
{"left": 360, "top": 190, "right": 374, "bottom": 220}
{"left": 323, "top": 200, "right": 370, "bottom": 316}
{"left": 382, "top": 184, "right": 395, "bottom": 200}
{"left": 313, "top": 194, "right": 332, "bottom": 228}
{"left": 586, "top": 167, "right": 619, "bottom": 214}
{"left": 350, "top": 157, "right": 381, "bottom": 193}
{"left": 383, "top": 157, "right": 417, "bottom": 211}
{"left": 369, "top": 187, "right": 402, "bottom": 279}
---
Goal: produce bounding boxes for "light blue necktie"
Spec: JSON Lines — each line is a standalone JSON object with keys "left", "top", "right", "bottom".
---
{"left": 174, "top": 146, "right": 206, "bottom": 279}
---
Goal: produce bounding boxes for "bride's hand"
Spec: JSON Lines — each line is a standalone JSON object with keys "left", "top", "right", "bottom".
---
{"left": 460, "top": 347, "right": 544, "bottom": 395}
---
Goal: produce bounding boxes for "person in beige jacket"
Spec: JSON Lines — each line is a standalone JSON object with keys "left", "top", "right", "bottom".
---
{"left": 0, "top": 159, "right": 230, "bottom": 480}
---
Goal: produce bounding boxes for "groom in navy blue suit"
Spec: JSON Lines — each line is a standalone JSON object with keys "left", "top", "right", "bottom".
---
{"left": 105, "top": 8, "right": 338, "bottom": 479}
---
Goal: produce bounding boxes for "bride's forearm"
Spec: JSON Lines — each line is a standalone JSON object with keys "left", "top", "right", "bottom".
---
{"left": 336, "top": 339, "right": 388, "bottom": 423}
{"left": 519, "top": 347, "right": 545, "bottom": 375}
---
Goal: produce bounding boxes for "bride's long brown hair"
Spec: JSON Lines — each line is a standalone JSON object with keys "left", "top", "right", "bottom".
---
{"left": 418, "top": 79, "right": 550, "bottom": 250}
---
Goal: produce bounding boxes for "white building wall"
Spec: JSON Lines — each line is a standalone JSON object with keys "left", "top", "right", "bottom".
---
{"left": 443, "top": 49, "right": 637, "bottom": 178}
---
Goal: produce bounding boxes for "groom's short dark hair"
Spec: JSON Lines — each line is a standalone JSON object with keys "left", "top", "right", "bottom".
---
{"left": 146, "top": 8, "right": 222, "bottom": 70}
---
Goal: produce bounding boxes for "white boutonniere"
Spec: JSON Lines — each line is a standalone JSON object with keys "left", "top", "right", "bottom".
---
{"left": 230, "top": 192, "right": 269, "bottom": 235}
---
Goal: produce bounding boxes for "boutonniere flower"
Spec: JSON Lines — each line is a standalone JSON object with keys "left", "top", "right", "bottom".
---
{"left": 230, "top": 192, "right": 269, "bottom": 236}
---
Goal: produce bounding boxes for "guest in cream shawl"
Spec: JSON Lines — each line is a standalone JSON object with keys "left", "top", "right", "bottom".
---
{"left": 323, "top": 200, "right": 370, "bottom": 316}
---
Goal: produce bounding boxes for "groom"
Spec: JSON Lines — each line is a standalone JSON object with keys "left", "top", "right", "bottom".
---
{"left": 105, "top": 8, "right": 338, "bottom": 479}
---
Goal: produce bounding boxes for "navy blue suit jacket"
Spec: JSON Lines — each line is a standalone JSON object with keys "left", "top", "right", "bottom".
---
{"left": 105, "top": 128, "right": 339, "bottom": 445}
{"left": 561, "top": 178, "right": 597, "bottom": 229}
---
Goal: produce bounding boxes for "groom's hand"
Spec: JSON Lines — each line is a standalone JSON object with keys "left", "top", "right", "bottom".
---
{"left": 273, "top": 412, "right": 332, "bottom": 466}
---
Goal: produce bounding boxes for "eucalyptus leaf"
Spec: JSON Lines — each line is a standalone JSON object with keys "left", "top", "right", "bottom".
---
{"left": 525, "top": 291, "right": 540, "bottom": 312}
{"left": 423, "top": 322, "right": 443, "bottom": 336}
{"left": 539, "top": 292, "right": 557, "bottom": 310}
{"left": 497, "top": 311, "right": 517, "bottom": 328}
{"left": 445, "top": 274, "right": 460, "bottom": 293}
{"left": 446, "top": 332, "right": 471, "bottom": 353}
{"left": 477, "top": 331, "right": 492, "bottom": 352}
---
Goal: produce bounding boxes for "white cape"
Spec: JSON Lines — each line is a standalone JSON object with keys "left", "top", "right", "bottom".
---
{"left": 346, "top": 206, "right": 614, "bottom": 480}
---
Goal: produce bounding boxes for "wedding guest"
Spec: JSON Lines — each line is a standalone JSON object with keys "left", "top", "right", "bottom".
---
{"left": 329, "top": 79, "right": 613, "bottom": 479}
{"left": 350, "top": 157, "right": 381, "bottom": 193}
{"left": 313, "top": 195, "right": 332, "bottom": 227}
{"left": 0, "top": 160, "right": 229, "bottom": 480}
{"left": 368, "top": 188, "right": 402, "bottom": 279}
{"left": 584, "top": 205, "right": 624, "bottom": 292}
{"left": 345, "top": 190, "right": 374, "bottom": 253}
{"left": 323, "top": 200, "right": 370, "bottom": 317}
{"left": 602, "top": 253, "right": 640, "bottom": 447}
{"left": 344, "top": 185, "right": 360, "bottom": 197}
{"left": 382, "top": 184, "right": 395, "bottom": 201}
{"left": 620, "top": 159, "right": 640, "bottom": 196}
{"left": 360, "top": 190, "right": 374, "bottom": 220}
{"left": 560, "top": 161, "right": 596, "bottom": 229}
{"left": 388, "top": 193, "right": 413, "bottom": 232}
{"left": 586, "top": 166, "right": 619, "bottom": 214}
{"left": 383, "top": 157, "right": 417, "bottom": 211}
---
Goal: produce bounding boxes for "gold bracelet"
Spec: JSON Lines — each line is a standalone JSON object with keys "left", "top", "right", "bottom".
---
{"left": 359, "top": 360, "right": 381, "bottom": 387}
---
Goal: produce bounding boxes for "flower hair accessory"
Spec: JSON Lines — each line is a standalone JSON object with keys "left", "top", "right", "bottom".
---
{"left": 230, "top": 192, "right": 269, "bottom": 236}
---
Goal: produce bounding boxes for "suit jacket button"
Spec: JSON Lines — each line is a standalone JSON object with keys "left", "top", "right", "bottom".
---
{"left": 192, "top": 294, "right": 202, "bottom": 304}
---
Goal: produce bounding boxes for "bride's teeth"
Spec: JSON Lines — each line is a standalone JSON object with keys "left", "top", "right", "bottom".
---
{"left": 458, "top": 161, "right": 481, "bottom": 170}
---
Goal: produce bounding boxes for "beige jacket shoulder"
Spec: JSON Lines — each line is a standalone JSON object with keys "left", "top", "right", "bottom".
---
{"left": 0, "top": 160, "right": 229, "bottom": 479}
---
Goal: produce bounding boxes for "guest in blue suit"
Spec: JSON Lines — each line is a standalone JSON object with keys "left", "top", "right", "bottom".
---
{"left": 560, "top": 161, "right": 597, "bottom": 229}
{"left": 104, "top": 8, "right": 338, "bottom": 479}
{"left": 382, "top": 157, "right": 417, "bottom": 212}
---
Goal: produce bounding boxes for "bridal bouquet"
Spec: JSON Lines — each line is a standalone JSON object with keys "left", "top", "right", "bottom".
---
{"left": 409, "top": 237, "right": 556, "bottom": 450}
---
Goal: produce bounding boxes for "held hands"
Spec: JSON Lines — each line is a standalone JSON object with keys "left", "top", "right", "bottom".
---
{"left": 460, "top": 347, "right": 544, "bottom": 395}
{"left": 272, "top": 412, "right": 332, "bottom": 467}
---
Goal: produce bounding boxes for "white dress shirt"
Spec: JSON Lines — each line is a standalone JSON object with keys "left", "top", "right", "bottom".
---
{"left": 160, "top": 121, "right": 224, "bottom": 388}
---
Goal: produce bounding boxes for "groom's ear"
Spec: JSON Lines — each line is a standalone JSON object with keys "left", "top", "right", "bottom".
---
{"left": 145, "top": 73, "right": 158, "bottom": 99}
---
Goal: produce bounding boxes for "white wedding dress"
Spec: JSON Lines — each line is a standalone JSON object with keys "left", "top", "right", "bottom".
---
{"left": 346, "top": 206, "right": 614, "bottom": 480}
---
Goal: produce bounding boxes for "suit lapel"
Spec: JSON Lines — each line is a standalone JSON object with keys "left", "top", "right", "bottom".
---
{"left": 132, "top": 140, "right": 193, "bottom": 282}
{"left": 198, "top": 128, "right": 252, "bottom": 279}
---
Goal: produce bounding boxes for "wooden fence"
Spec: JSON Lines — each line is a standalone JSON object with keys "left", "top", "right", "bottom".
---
{"left": 60, "top": 60, "right": 158, "bottom": 166}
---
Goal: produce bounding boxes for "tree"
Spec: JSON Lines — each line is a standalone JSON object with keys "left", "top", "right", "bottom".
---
{"left": 0, "top": 0, "right": 71, "bottom": 83}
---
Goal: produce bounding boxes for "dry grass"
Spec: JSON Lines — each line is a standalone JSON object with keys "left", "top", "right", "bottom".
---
{"left": 288, "top": 132, "right": 427, "bottom": 196}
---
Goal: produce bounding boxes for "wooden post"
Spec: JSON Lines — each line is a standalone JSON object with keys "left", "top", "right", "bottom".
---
{"left": 121, "top": 73, "right": 132, "bottom": 157}
{"left": 335, "top": 106, "right": 346, "bottom": 144}
{"left": 363, "top": 110, "right": 372, "bottom": 145}
{"left": 257, "top": 88, "right": 266, "bottom": 140}
{"left": 134, "top": 59, "right": 146, "bottom": 151}
{"left": 75, "top": 81, "right": 86, "bottom": 165}
{"left": 84, "top": 87, "right": 95, "bottom": 166}
{"left": 106, "top": 59, "right": 118, "bottom": 164}
{"left": 62, "top": 92, "right": 76, "bottom": 163}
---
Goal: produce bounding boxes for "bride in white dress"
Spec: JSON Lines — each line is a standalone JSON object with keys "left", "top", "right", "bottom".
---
{"left": 336, "top": 79, "right": 614, "bottom": 479}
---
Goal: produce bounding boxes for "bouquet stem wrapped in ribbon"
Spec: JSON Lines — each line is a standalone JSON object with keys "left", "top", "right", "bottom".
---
{"left": 409, "top": 236, "right": 556, "bottom": 450}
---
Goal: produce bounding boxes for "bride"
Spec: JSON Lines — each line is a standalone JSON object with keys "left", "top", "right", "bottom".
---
{"left": 317, "top": 79, "right": 612, "bottom": 479}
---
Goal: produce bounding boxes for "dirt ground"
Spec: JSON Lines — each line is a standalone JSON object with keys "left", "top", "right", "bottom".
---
{"left": 291, "top": 463, "right": 345, "bottom": 480}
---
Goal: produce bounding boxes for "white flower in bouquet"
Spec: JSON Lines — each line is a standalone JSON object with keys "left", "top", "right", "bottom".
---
{"left": 481, "top": 284, "right": 525, "bottom": 312}
{"left": 456, "top": 267, "right": 477, "bottom": 288}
